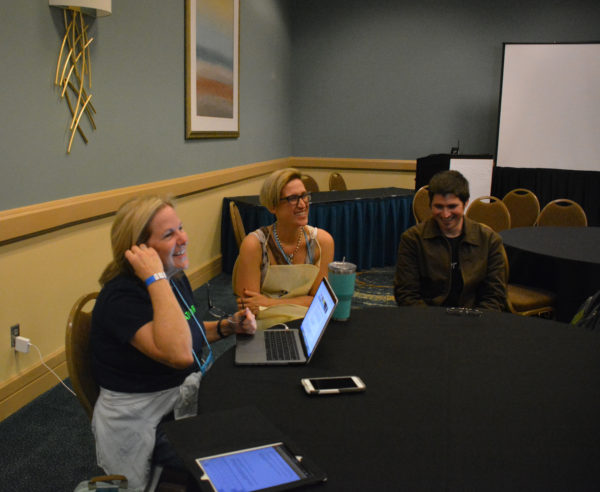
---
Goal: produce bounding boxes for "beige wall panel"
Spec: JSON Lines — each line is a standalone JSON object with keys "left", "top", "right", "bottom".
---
{"left": 0, "top": 162, "right": 414, "bottom": 420}
{"left": 298, "top": 168, "right": 415, "bottom": 191}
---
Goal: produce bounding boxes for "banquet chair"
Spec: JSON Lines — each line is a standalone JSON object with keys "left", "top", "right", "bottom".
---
{"left": 502, "top": 188, "right": 540, "bottom": 228}
{"left": 412, "top": 185, "right": 432, "bottom": 224}
{"left": 301, "top": 174, "right": 320, "bottom": 193}
{"left": 500, "top": 246, "right": 556, "bottom": 318}
{"left": 328, "top": 172, "right": 347, "bottom": 191}
{"left": 465, "top": 196, "right": 511, "bottom": 232}
{"left": 229, "top": 201, "right": 246, "bottom": 249}
{"left": 535, "top": 199, "right": 588, "bottom": 227}
{"left": 67, "top": 293, "right": 194, "bottom": 489}
{"left": 65, "top": 292, "right": 99, "bottom": 420}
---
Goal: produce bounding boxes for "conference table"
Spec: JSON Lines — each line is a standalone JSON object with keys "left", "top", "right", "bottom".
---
{"left": 501, "top": 226, "right": 600, "bottom": 321}
{"left": 220, "top": 187, "right": 415, "bottom": 273}
{"left": 165, "top": 307, "right": 600, "bottom": 491}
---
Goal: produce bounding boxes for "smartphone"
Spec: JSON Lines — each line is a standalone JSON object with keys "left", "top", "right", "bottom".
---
{"left": 301, "top": 376, "right": 366, "bottom": 395}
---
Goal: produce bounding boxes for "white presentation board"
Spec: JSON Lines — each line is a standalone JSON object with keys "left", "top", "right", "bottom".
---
{"left": 496, "top": 43, "right": 600, "bottom": 171}
{"left": 449, "top": 158, "right": 494, "bottom": 209}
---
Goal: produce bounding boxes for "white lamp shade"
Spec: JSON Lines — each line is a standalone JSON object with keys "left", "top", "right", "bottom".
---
{"left": 49, "top": 0, "right": 111, "bottom": 17}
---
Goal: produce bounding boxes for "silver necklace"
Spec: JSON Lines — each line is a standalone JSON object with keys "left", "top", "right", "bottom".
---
{"left": 273, "top": 222, "right": 302, "bottom": 265}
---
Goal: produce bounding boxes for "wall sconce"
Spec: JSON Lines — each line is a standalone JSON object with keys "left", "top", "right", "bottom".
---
{"left": 49, "top": 1, "right": 111, "bottom": 153}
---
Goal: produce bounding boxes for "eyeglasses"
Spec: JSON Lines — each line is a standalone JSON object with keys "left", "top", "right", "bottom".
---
{"left": 206, "top": 282, "right": 230, "bottom": 319}
{"left": 206, "top": 282, "right": 243, "bottom": 332}
{"left": 446, "top": 307, "right": 482, "bottom": 317}
{"left": 279, "top": 192, "right": 312, "bottom": 206}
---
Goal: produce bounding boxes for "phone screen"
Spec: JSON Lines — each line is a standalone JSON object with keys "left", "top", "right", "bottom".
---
{"left": 310, "top": 377, "right": 358, "bottom": 390}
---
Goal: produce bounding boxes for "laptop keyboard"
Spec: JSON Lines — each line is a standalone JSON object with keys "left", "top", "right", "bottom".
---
{"left": 265, "top": 330, "right": 300, "bottom": 361}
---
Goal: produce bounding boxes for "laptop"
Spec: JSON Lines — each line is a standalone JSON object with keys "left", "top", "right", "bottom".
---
{"left": 235, "top": 277, "right": 338, "bottom": 365}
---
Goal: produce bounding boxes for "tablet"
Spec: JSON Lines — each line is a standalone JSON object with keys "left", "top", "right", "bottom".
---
{"left": 195, "top": 441, "right": 326, "bottom": 492}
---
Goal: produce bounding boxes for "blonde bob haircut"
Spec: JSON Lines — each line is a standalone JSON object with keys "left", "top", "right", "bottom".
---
{"left": 99, "top": 195, "right": 175, "bottom": 286}
{"left": 259, "top": 167, "right": 303, "bottom": 211}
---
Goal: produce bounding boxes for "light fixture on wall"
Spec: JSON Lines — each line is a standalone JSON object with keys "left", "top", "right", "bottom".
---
{"left": 49, "top": 0, "right": 111, "bottom": 153}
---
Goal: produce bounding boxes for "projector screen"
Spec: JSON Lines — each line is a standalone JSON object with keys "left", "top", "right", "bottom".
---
{"left": 496, "top": 43, "right": 600, "bottom": 171}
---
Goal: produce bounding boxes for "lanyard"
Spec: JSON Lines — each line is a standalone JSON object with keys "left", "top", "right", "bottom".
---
{"left": 171, "top": 279, "right": 214, "bottom": 374}
{"left": 273, "top": 225, "right": 313, "bottom": 265}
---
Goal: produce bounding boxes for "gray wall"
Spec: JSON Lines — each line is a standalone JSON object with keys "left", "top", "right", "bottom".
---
{"left": 290, "top": 0, "right": 600, "bottom": 159}
{"left": 3, "top": 0, "right": 600, "bottom": 210}
{"left": 0, "top": 0, "right": 292, "bottom": 210}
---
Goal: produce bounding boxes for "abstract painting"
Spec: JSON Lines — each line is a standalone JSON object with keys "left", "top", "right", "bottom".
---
{"left": 186, "top": 0, "right": 239, "bottom": 138}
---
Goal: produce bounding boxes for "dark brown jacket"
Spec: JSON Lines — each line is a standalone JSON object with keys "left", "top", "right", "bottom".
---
{"left": 394, "top": 216, "right": 507, "bottom": 311}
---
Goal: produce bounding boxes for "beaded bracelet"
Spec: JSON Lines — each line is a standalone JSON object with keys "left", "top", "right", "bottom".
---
{"left": 216, "top": 318, "right": 225, "bottom": 339}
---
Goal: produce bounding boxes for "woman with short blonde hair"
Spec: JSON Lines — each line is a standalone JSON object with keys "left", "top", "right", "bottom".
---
{"left": 259, "top": 168, "right": 303, "bottom": 210}
{"left": 234, "top": 168, "right": 335, "bottom": 330}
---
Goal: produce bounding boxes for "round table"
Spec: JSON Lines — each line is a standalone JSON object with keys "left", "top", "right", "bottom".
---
{"left": 167, "top": 307, "right": 600, "bottom": 491}
{"left": 501, "top": 227, "right": 600, "bottom": 321}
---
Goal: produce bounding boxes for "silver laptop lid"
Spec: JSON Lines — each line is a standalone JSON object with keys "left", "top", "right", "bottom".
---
{"left": 299, "top": 277, "right": 338, "bottom": 362}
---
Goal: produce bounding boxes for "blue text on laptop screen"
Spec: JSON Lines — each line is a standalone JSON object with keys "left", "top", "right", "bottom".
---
{"left": 301, "top": 281, "right": 334, "bottom": 357}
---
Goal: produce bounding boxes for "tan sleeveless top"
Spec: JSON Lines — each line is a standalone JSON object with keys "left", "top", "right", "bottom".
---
{"left": 251, "top": 225, "right": 321, "bottom": 330}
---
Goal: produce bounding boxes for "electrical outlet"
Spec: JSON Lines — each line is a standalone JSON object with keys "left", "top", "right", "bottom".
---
{"left": 10, "top": 324, "right": 20, "bottom": 348}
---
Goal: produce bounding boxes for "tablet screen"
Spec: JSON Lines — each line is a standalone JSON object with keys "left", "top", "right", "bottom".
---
{"left": 196, "top": 442, "right": 310, "bottom": 492}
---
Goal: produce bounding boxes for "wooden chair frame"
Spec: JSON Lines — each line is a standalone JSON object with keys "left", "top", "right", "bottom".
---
{"left": 328, "top": 172, "right": 347, "bottom": 191}
{"left": 229, "top": 200, "right": 246, "bottom": 249}
{"left": 466, "top": 195, "right": 511, "bottom": 232}
{"left": 300, "top": 174, "right": 320, "bottom": 193}
{"left": 412, "top": 185, "right": 432, "bottom": 224}
{"left": 502, "top": 188, "right": 540, "bottom": 228}
{"left": 65, "top": 292, "right": 99, "bottom": 420}
{"left": 535, "top": 198, "right": 588, "bottom": 227}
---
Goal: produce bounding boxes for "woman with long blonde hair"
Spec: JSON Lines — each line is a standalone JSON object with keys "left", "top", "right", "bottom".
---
{"left": 91, "top": 195, "right": 256, "bottom": 489}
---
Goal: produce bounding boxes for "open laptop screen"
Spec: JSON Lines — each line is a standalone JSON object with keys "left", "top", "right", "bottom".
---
{"left": 300, "top": 278, "right": 337, "bottom": 359}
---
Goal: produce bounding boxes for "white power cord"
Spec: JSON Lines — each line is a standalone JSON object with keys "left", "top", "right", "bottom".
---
{"left": 25, "top": 341, "right": 77, "bottom": 397}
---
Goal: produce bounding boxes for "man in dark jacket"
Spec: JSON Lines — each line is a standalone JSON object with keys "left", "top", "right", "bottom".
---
{"left": 394, "top": 170, "right": 506, "bottom": 311}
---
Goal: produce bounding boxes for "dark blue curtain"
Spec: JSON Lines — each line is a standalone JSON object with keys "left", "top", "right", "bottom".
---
{"left": 221, "top": 195, "right": 414, "bottom": 273}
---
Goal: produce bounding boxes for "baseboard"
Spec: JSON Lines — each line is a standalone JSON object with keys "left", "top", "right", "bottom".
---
{"left": 0, "top": 349, "right": 68, "bottom": 422}
{"left": 0, "top": 256, "right": 223, "bottom": 422}
{"left": 187, "top": 256, "right": 223, "bottom": 290}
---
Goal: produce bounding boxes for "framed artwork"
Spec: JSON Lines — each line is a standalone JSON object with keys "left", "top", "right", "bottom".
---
{"left": 185, "top": 0, "right": 239, "bottom": 138}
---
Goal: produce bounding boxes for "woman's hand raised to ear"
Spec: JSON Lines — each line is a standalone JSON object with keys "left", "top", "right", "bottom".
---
{"left": 125, "top": 244, "right": 164, "bottom": 281}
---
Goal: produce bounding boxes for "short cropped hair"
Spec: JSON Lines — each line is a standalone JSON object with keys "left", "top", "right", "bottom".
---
{"left": 259, "top": 168, "right": 303, "bottom": 210}
{"left": 428, "top": 170, "right": 470, "bottom": 205}
{"left": 99, "top": 195, "right": 175, "bottom": 285}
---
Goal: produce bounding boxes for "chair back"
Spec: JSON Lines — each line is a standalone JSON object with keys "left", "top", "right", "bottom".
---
{"left": 412, "top": 185, "right": 432, "bottom": 224}
{"left": 502, "top": 188, "right": 540, "bottom": 228}
{"left": 328, "top": 172, "right": 347, "bottom": 191}
{"left": 229, "top": 201, "right": 246, "bottom": 249}
{"left": 301, "top": 174, "right": 320, "bottom": 193}
{"left": 465, "top": 196, "right": 511, "bottom": 232}
{"left": 65, "top": 292, "right": 99, "bottom": 420}
{"left": 500, "top": 245, "right": 556, "bottom": 317}
{"left": 535, "top": 199, "right": 588, "bottom": 227}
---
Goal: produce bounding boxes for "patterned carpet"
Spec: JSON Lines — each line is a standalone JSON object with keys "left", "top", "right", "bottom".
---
{"left": 352, "top": 266, "right": 396, "bottom": 308}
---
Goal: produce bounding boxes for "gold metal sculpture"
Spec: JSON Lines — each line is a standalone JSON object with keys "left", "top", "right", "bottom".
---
{"left": 50, "top": 1, "right": 111, "bottom": 153}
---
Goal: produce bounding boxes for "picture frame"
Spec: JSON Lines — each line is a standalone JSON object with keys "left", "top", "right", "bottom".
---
{"left": 185, "top": 0, "right": 239, "bottom": 139}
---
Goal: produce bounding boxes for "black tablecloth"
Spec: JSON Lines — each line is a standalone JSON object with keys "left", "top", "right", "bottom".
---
{"left": 501, "top": 227, "right": 600, "bottom": 321}
{"left": 168, "top": 307, "right": 600, "bottom": 491}
{"left": 220, "top": 188, "right": 415, "bottom": 273}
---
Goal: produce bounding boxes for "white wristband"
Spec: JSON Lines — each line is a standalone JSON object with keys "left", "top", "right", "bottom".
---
{"left": 145, "top": 272, "right": 167, "bottom": 287}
